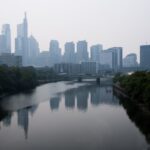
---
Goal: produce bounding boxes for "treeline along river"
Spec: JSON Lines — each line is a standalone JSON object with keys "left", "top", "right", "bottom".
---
{"left": 0, "top": 81, "right": 150, "bottom": 150}
{"left": 0, "top": 65, "right": 58, "bottom": 97}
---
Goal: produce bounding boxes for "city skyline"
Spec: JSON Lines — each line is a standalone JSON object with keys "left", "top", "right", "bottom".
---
{"left": 0, "top": 14, "right": 146, "bottom": 70}
{"left": 0, "top": 0, "right": 150, "bottom": 59}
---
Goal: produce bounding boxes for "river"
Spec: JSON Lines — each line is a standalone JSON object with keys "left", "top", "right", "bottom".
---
{"left": 0, "top": 81, "right": 149, "bottom": 150}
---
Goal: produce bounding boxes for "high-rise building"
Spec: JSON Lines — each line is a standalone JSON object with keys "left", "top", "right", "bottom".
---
{"left": 28, "top": 35, "right": 39, "bottom": 58}
{"left": 107, "top": 47, "right": 123, "bottom": 71}
{"left": 64, "top": 42, "right": 76, "bottom": 63}
{"left": 140, "top": 45, "right": 150, "bottom": 69}
{"left": 90, "top": 44, "right": 103, "bottom": 73}
{"left": 77, "top": 41, "right": 89, "bottom": 63}
{"left": 15, "top": 13, "right": 29, "bottom": 66}
{"left": 1, "top": 24, "right": 11, "bottom": 53}
{"left": 0, "top": 35, "right": 6, "bottom": 54}
{"left": 49, "top": 40, "right": 61, "bottom": 66}
{"left": 123, "top": 53, "right": 138, "bottom": 68}
{"left": 100, "top": 50, "right": 115, "bottom": 70}
{"left": 90, "top": 44, "right": 103, "bottom": 63}
{"left": 28, "top": 35, "right": 40, "bottom": 66}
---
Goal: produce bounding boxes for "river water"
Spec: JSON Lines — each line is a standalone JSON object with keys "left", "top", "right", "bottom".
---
{"left": 0, "top": 81, "right": 149, "bottom": 150}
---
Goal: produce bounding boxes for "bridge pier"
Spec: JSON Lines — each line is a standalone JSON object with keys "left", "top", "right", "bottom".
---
{"left": 96, "top": 77, "right": 101, "bottom": 85}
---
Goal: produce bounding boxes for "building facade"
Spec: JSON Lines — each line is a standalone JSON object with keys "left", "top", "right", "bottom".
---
{"left": 0, "top": 53, "right": 22, "bottom": 67}
{"left": 90, "top": 44, "right": 103, "bottom": 63}
{"left": 28, "top": 35, "right": 40, "bottom": 66}
{"left": 77, "top": 41, "right": 89, "bottom": 63}
{"left": 140, "top": 45, "right": 150, "bottom": 69}
{"left": 63, "top": 42, "right": 76, "bottom": 63}
{"left": 1, "top": 24, "right": 11, "bottom": 53}
{"left": 15, "top": 13, "right": 29, "bottom": 66}
{"left": 49, "top": 40, "right": 61, "bottom": 67}
{"left": 123, "top": 53, "right": 138, "bottom": 68}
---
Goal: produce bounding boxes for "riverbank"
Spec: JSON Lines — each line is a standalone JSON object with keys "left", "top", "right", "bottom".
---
{"left": 113, "top": 83, "right": 150, "bottom": 114}
{"left": 0, "top": 66, "right": 59, "bottom": 99}
{"left": 113, "top": 71, "right": 150, "bottom": 109}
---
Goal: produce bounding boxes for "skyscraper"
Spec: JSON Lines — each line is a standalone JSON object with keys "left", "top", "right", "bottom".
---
{"left": 77, "top": 41, "right": 89, "bottom": 63}
{"left": 107, "top": 47, "right": 123, "bottom": 71}
{"left": 100, "top": 50, "right": 115, "bottom": 70}
{"left": 1, "top": 24, "right": 11, "bottom": 53}
{"left": 90, "top": 44, "right": 103, "bottom": 63}
{"left": 64, "top": 42, "right": 76, "bottom": 63}
{"left": 90, "top": 44, "right": 103, "bottom": 73}
{"left": 49, "top": 40, "right": 61, "bottom": 66}
{"left": 28, "top": 35, "right": 39, "bottom": 66}
{"left": 140, "top": 45, "right": 150, "bottom": 69}
{"left": 0, "top": 34, "right": 6, "bottom": 54}
{"left": 28, "top": 35, "right": 39, "bottom": 58}
{"left": 15, "top": 13, "right": 29, "bottom": 66}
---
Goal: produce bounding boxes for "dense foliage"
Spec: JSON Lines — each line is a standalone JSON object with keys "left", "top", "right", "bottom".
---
{"left": 114, "top": 71, "right": 150, "bottom": 107}
{"left": 0, "top": 65, "right": 37, "bottom": 95}
{"left": 36, "top": 67, "right": 57, "bottom": 81}
{"left": 0, "top": 66, "right": 57, "bottom": 96}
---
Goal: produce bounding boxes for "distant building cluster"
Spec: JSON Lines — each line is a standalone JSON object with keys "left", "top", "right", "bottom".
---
{"left": 0, "top": 13, "right": 150, "bottom": 73}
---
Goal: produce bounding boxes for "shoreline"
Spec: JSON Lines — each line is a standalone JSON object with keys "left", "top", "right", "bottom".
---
{"left": 113, "top": 83, "right": 150, "bottom": 115}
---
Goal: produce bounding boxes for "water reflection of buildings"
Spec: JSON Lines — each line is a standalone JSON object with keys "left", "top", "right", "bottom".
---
{"left": 49, "top": 85, "right": 119, "bottom": 112}
{"left": 65, "top": 90, "right": 75, "bottom": 109}
{"left": 18, "top": 109, "right": 29, "bottom": 139}
{"left": 90, "top": 86, "right": 101, "bottom": 106}
{"left": 50, "top": 97, "right": 61, "bottom": 111}
{"left": 76, "top": 86, "right": 89, "bottom": 111}
{"left": 0, "top": 105, "right": 38, "bottom": 139}
{"left": 17, "top": 105, "right": 38, "bottom": 139}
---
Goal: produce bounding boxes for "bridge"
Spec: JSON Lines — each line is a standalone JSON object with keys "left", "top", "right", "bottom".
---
{"left": 58, "top": 74, "right": 113, "bottom": 85}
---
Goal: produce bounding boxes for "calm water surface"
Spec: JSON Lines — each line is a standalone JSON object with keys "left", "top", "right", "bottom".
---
{"left": 0, "top": 81, "right": 149, "bottom": 150}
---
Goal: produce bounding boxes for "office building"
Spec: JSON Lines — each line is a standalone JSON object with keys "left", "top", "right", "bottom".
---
{"left": 0, "top": 53, "right": 22, "bottom": 67}
{"left": 1, "top": 24, "right": 11, "bottom": 53}
{"left": 77, "top": 41, "right": 89, "bottom": 63}
{"left": 123, "top": 53, "right": 138, "bottom": 68}
{"left": 140, "top": 45, "right": 150, "bottom": 69}
{"left": 0, "top": 35, "right": 7, "bottom": 54}
{"left": 100, "top": 50, "right": 115, "bottom": 70}
{"left": 107, "top": 47, "right": 123, "bottom": 71}
{"left": 90, "top": 44, "right": 103, "bottom": 63}
{"left": 90, "top": 44, "right": 103, "bottom": 73}
{"left": 28, "top": 35, "right": 40, "bottom": 66}
{"left": 64, "top": 42, "right": 76, "bottom": 63}
{"left": 49, "top": 40, "right": 61, "bottom": 67}
{"left": 15, "top": 13, "right": 29, "bottom": 66}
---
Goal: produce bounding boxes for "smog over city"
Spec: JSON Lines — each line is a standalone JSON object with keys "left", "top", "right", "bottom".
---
{"left": 0, "top": 1, "right": 150, "bottom": 150}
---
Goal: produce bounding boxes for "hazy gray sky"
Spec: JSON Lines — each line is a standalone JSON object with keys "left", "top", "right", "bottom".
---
{"left": 0, "top": 0, "right": 150, "bottom": 58}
